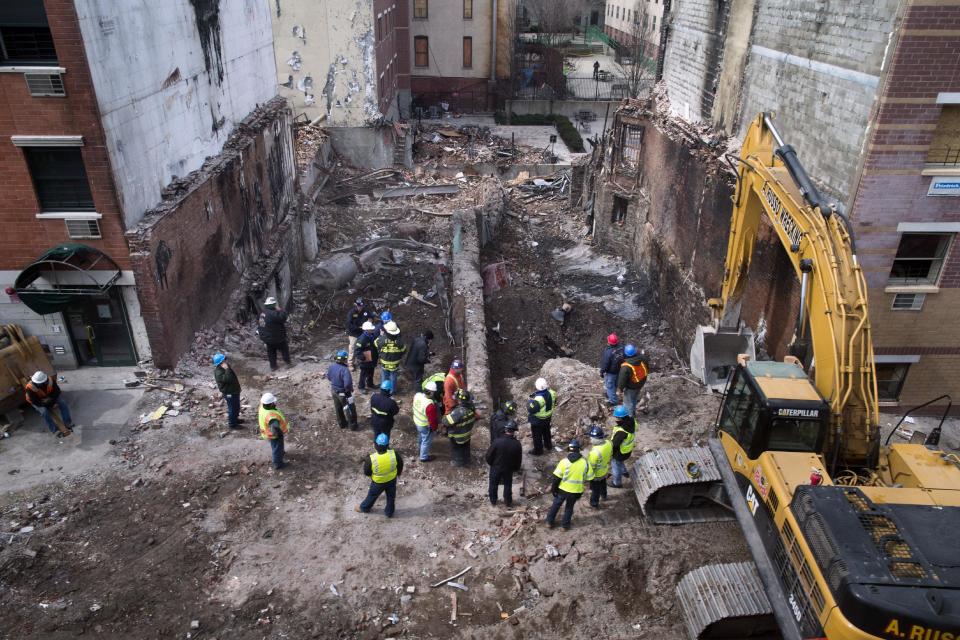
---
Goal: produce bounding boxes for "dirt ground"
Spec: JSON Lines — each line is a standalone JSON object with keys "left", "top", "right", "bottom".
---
{"left": 4, "top": 166, "right": 957, "bottom": 640}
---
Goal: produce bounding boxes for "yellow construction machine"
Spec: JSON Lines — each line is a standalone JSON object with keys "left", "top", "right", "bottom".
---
{"left": 633, "top": 114, "right": 960, "bottom": 640}
{"left": 0, "top": 324, "right": 55, "bottom": 428}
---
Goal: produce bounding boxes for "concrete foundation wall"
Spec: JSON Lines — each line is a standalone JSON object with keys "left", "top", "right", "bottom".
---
{"left": 74, "top": 0, "right": 278, "bottom": 228}
{"left": 126, "top": 99, "right": 299, "bottom": 368}
{"left": 328, "top": 126, "right": 407, "bottom": 169}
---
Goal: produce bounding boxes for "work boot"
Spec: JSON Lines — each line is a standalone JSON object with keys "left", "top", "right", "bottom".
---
{"left": 420, "top": 455, "right": 436, "bottom": 462}
{"left": 562, "top": 524, "right": 571, "bottom": 531}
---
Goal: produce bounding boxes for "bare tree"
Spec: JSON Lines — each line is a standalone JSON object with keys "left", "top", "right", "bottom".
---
{"left": 623, "top": 3, "right": 655, "bottom": 98}
{"left": 523, "top": 0, "right": 589, "bottom": 46}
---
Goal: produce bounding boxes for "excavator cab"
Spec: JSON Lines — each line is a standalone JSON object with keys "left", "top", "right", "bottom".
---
{"left": 717, "top": 361, "right": 829, "bottom": 458}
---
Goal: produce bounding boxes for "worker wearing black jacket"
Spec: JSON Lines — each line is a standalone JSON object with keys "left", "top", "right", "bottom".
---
{"left": 345, "top": 298, "right": 371, "bottom": 370}
{"left": 404, "top": 329, "right": 433, "bottom": 387}
{"left": 489, "top": 400, "right": 518, "bottom": 441}
{"left": 257, "top": 296, "right": 290, "bottom": 370}
{"left": 370, "top": 379, "right": 400, "bottom": 439}
{"left": 485, "top": 421, "right": 522, "bottom": 506}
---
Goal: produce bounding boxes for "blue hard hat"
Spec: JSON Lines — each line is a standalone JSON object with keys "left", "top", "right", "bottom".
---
{"left": 589, "top": 425, "right": 605, "bottom": 439}
{"left": 380, "top": 311, "right": 392, "bottom": 322}
{"left": 624, "top": 344, "right": 638, "bottom": 357}
{"left": 613, "top": 405, "right": 630, "bottom": 419}
{"left": 568, "top": 439, "right": 581, "bottom": 451}
{"left": 375, "top": 433, "right": 389, "bottom": 446}
{"left": 212, "top": 353, "right": 226, "bottom": 366}
{"left": 335, "top": 350, "right": 348, "bottom": 362}
{"left": 380, "top": 379, "right": 394, "bottom": 393}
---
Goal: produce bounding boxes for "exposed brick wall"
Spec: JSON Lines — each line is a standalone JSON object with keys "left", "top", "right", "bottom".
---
{"left": 126, "top": 99, "right": 298, "bottom": 368}
{"left": 0, "top": 0, "right": 129, "bottom": 271}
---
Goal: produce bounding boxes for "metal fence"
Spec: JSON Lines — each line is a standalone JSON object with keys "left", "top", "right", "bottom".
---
{"left": 411, "top": 90, "right": 489, "bottom": 115}
{"left": 926, "top": 147, "right": 960, "bottom": 167}
{"left": 513, "top": 74, "right": 648, "bottom": 101}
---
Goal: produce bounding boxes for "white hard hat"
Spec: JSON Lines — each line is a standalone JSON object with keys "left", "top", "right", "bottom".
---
{"left": 384, "top": 321, "right": 400, "bottom": 335}
{"left": 31, "top": 371, "right": 48, "bottom": 384}
{"left": 535, "top": 377, "right": 548, "bottom": 391}
{"left": 260, "top": 392, "right": 277, "bottom": 405}
{"left": 362, "top": 321, "right": 376, "bottom": 331}
{"left": 425, "top": 381, "right": 438, "bottom": 392}
{"left": 264, "top": 296, "right": 278, "bottom": 306}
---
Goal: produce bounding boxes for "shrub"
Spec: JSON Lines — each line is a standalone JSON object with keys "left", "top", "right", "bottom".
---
{"left": 491, "top": 112, "right": 585, "bottom": 152}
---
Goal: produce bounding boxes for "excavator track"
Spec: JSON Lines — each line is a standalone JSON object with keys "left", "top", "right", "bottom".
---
{"left": 676, "top": 562, "right": 778, "bottom": 639}
{"left": 632, "top": 447, "right": 733, "bottom": 524}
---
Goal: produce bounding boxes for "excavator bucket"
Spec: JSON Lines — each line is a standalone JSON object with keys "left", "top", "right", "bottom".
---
{"left": 689, "top": 325, "right": 756, "bottom": 391}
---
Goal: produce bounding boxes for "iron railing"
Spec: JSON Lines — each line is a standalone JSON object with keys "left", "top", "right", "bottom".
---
{"left": 513, "top": 74, "right": 651, "bottom": 101}
{"left": 925, "top": 147, "right": 960, "bottom": 167}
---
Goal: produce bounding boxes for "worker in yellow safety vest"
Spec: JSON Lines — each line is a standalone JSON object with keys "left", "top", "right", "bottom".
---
{"left": 358, "top": 433, "right": 404, "bottom": 517}
{"left": 526, "top": 377, "right": 557, "bottom": 455}
{"left": 258, "top": 392, "right": 290, "bottom": 470}
{"left": 586, "top": 425, "right": 613, "bottom": 508}
{"left": 610, "top": 405, "right": 636, "bottom": 488}
{"left": 546, "top": 439, "right": 588, "bottom": 530}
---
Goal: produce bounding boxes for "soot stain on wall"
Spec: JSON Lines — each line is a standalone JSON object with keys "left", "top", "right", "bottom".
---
{"left": 189, "top": 0, "right": 225, "bottom": 84}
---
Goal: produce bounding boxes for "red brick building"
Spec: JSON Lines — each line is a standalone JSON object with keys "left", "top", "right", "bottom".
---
{"left": 0, "top": 0, "right": 146, "bottom": 368}
{"left": 850, "top": 0, "right": 960, "bottom": 409}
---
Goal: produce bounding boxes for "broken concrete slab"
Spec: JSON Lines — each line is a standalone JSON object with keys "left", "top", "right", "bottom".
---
{"left": 372, "top": 184, "right": 459, "bottom": 199}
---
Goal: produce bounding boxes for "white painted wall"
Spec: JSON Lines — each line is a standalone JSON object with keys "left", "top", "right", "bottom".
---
{"left": 74, "top": 0, "right": 278, "bottom": 227}
{"left": 272, "top": 0, "right": 381, "bottom": 126}
{"left": 410, "top": 0, "right": 492, "bottom": 79}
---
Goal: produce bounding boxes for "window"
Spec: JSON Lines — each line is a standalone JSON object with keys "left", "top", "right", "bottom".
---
{"left": 414, "top": 36, "right": 428, "bottom": 67}
{"left": 876, "top": 363, "right": 910, "bottom": 402}
{"left": 611, "top": 194, "right": 629, "bottom": 224}
{"left": 24, "top": 147, "right": 94, "bottom": 212}
{"left": 892, "top": 293, "right": 925, "bottom": 311}
{"left": 463, "top": 0, "right": 473, "bottom": 19}
{"left": 24, "top": 71, "right": 65, "bottom": 96}
{"left": 462, "top": 36, "right": 472, "bottom": 68}
{"left": 888, "top": 233, "right": 952, "bottom": 285}
{"left": 719, "top": 373, "right": 762, "bottom": 449}
{"left": 766, "top": 418, "right": 822, "bottom": 453}
{"left": 414, "top": 0, "right": 428, "bottom": 19}
{"left": 926, "top": 106, "right": 960, "bottom": 166}
{"left": 652, "top": 15, "right": 657, "bottom": 31}
{"left": 0, "top": 2, "right": 57, "bottom": 65}
{"left": 65, "top": 219, "right": 101, "bottom": 239}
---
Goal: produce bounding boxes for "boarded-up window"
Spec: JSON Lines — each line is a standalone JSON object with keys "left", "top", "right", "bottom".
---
{"left": 414, "top": 0, "right": 428, "bottom": 19}
{"left": 463, "top": 0, "right": 473, "bottom": 19}
{"left": 462, "top": 37, "right": 472, "bottom": 68}
{"left": 622, "top": 125, "right": 644, "bottom": 163}
{"left": 414, "top": 36, "right": 428, "bottom": 67}
{"left": 927, "top": 105, "right": 960, "bottom": 166}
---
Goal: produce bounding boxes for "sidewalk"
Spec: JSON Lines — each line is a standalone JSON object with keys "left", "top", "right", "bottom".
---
{"left": 0, "top": 367, "right": 144, "bottom": 494}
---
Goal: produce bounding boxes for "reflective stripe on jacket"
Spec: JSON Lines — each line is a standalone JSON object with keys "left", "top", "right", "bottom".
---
{"left": 554, "top": 457, "right": 588, "bottom": 494}
{"left": 612, "top": 425, "right": 635, "bottom": 455}
{"left": 377, "top": 337, "right": 406, "bottom": 371}
{"left": 587, "top": 440, "right": 613, "bottom": 479}
{"left": 422, "top": 372, "right": 445, "bottom": 391}
{"left": 25, "top": 380, "right": 55, "bottom": 404}
{"left": 258, "top": 406, "right": 289, "bottom": 440}
{"left": 443, "top": 406, "right": 475, "bottom": 443}
{"left": 370, "top": 450, "right": 398, "bottom": 483}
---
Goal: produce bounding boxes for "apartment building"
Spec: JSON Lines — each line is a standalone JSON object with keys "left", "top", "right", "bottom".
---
{"left": 604, "top": 0, "right": 664, "bottom": 60}
{"left": 1, "top": 0, "right": 289, "bottom": 369}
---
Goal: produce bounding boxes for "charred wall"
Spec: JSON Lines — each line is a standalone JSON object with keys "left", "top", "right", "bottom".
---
{"left": 127, "top": 99, "right": 299, "bottom": 368}
{"left": 590, "top": 110, "right": 799, "bottom": 360}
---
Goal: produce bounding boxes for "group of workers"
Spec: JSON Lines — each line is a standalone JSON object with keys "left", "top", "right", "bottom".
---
{"left": 213, "top": 298, "right": 651, "bottom": 530}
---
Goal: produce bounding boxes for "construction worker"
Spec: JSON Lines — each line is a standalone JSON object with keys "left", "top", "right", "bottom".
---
{"left": 599, "top": 333, "right": 624, "bottom": 406}
{"left": 25, "top": 371, "right": 73, "bottom": 438}
{"left": 358, "top": 433, "right": 403, "bottom": 517}
{"left": 422, "top": 371, "right": 446, "bottom": 395}
{"left": 526, "top": 377, "right": 556, "bottom": 456}
{"left": 586, "top": 425, "right": 612, "bottom": 508}
{"left": 443, "top": 359, "right": 466, "bottom": 413}
{"left": 610, "top": 405, "right": 636, "bottom": 487}
{"left": 377, "top": 321, "right": 406, "bottom": 393}
{"left": 546, "top": 439, "right": 588, "bottom": 530}
{"left": 489, "top": 400, "right": 518, "bottom": 441}
{"left": 485, "top": 421, "right": 522, "bottom": 507}
{"left": 412, "top": 380, "right": 442, "bottom": 461}
{"left": 375, "top": 310, "right": 393, "bottom": 336}
{"left": 616, "top": 343, "right": 649, "bottom": 416}
{"left": 257, "top": 296, "right": 290, "bottom": 371}
{"left": 258, "top": 392, "right": 290, "bottom": 470}
{"left": 328, "top": 350, "right": 358, "bottom": 430}
{"left": 443, "top": 388, "right": 477, "bottom": 467}
{"left": 354, "top": 320, "right": 379, "bottom": 392}
{"left": 370, "top": 379, "right": 399, "bottom": 439}
{"left": 213, "top": 353, "right": 242, "bottom": 429}
{"left": 345, "top": 298, "right": 372, "bottom": 369}
{"left": 404, "top": 329, "right": 434, "bottom": 388}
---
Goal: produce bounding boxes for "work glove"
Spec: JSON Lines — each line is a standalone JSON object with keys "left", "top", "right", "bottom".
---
{"left": 346, "top": 396, "right": 355, "bottom": 405}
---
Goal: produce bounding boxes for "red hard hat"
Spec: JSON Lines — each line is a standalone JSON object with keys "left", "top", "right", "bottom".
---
{"left": 607, "top": 333, "right": 619, "bottom": 346}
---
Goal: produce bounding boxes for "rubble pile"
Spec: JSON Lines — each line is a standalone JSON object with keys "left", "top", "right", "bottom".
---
{"left": 294, "top": 123, "right": 328, "bottom": 169}
{"left": 416, "top": 124, "right": 552, "bottom": 167}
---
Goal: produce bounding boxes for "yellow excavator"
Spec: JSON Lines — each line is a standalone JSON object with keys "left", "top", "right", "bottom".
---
{"left": 633, "top": 114, "right": 960, "bottom": 640}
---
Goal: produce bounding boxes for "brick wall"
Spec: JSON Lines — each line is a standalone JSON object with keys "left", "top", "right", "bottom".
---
{"left": 0, "top": 0, "right": 128, "bottom": 271}
{"left": 126, "top": 99, "right": 298, "bottom": 369}
{"left": 849, "top": 0, "right": 960, "bottom": 410}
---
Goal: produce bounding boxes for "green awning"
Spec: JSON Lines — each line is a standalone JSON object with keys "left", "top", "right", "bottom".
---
{"left": 14, "top": 244, "right": 122, "bottom": 315}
